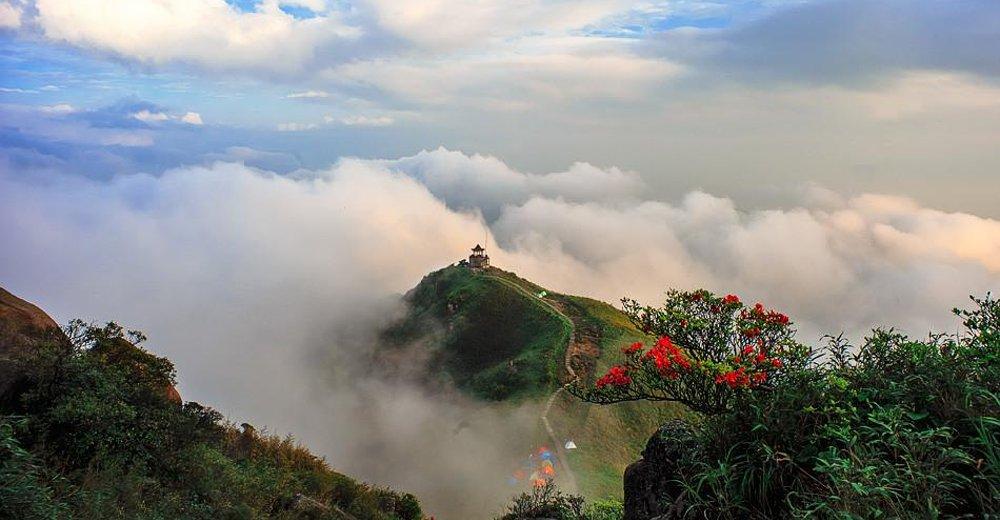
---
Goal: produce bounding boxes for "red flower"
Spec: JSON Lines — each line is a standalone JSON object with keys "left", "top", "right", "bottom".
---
{"left": 595, "top": 365, "right": 632, "bottom": 389}
{"left": 710, "top": 305, "right": 721, "bottom": 314}
{"left": 645, "top": 336, "right": 691, "bottom": 375}
{"left": 755, "top": 352, "right": 767, "bottom": 363}
{"left": 723, "top": 294, "right": 740, "bottom": 305}
{"left": 771, "top": 358, "right": 783, "bottom": 368}
{"left": 767, "top": 311, "right": 790, "bottom": 325}
{"left": 622, "top": 342, "right": 643, "bottom": 355}
{"left": 752, "top": 372, "right": 767, "bottom": 384}
{"left": 742, "top": 327, "right": 761, "bottom": 338}
{"left": 742, "top": 345, "right": 754, "bottom": 355}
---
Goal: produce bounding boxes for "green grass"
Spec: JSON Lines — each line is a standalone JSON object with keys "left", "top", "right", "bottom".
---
{"left": 384, "top": 265, "right": 571, "bottom": 401}
{"left": 384, "top": 265, "right": 684, "bottom": 500}
{"left": 548, "top": 296, "right": 684, "bottom": 499}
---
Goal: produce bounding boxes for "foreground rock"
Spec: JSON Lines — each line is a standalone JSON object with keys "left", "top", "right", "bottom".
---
{"left": 0, "top": 285, "right": 181, "bottom": 404}
{"left": 623, "top": 420, "right": 699, "bottom": 520}
{"left": 0, "top": 286, "right": 67, "bottom": 400}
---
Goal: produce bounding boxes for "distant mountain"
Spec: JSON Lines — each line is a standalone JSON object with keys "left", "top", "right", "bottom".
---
{"left": 381, "top": 264, "right": 682, "bottom": 499}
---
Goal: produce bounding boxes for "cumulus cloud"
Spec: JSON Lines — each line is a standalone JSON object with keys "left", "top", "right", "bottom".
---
{"left": 31, "top": 0, "right": 361, "bottom": 73}
{"left": 369, "top": 147, "right": 644, "bottom": 221}
{"left": 39, "top": 103, "right": 76, "bottom": 114}
{"left": 277, "top": 121, "right": 319, "bottom": 131}
{"left": 487, "top": 194, "right": 1000, "bottom": 340}
{"left": 2, "top": 149, "right": 998, "bottom": 516}
{"left": 133, "top": 108, "right": 204, "bottom": 125}
{"left": 0, "top": 158, "right": 531, "bottom": 518}
{"left": 201, "top": 146, "right": 301, "bottom": 173}
{"left": 0, "top": 1, "right": 21, "bottom": 28}
{"left": 180, "top": 112, "right": 203, "bottom": 125}
{"left": 334, "top": 114, "right": 394, "bottom": 126}
{"left": 363, "top": 0, "right": 628, "bottom": 49}
{"left": 132, "top": 109, "right": 170, "bottom": 123}
{"left": 287, "top": 90, "right": 331, "bottom": 99}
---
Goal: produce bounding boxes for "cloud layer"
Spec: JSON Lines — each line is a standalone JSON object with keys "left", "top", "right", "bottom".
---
{"left": 33, "top": 0, "right": 360, "bottom": 73}
{"left": 2, "top": 149, "right": 999, "bottom": 519}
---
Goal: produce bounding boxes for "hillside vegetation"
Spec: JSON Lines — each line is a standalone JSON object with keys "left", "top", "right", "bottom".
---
{"left": 575, "top": 290, "right": 1000, "bottom": 519}
{"left": 382, "top": 265, "right": 681, "bottom": 499}
{"left": 0, "top": 288, "right": 422, "bottom": 520}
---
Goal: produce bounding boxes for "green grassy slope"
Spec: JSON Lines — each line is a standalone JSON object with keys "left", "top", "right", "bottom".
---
{"left": 383, "top": 265, "right": 684, "bottom": 499}
{"left": 383, "top": 265, "right": 571, "bottom": 401}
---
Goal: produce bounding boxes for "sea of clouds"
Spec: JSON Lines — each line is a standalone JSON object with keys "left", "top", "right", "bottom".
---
{"left": 1, "top": 149, "right": 998, "bottom": 517}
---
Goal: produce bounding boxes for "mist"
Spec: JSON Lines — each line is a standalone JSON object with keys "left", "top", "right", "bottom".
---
{"left": 1, "top": 149, "right": 998, "bottom": 517}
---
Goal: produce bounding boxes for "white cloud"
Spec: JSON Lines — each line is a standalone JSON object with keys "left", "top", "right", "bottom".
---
{"left": 365, "top": 0, "right": 628, "bottom": 49}
{"left": 132, "top": 109, "right": 170, "bottom": 123}
{"left": 277, "top": 121, "right": 319, "bottom": 131}
{"left": 39, "top": 84, "right": 60, "bottom": 92}
{"left": 0, "top": 87, "right": 36, "bottom": 93}
{"left": 39, "top": 103, "right": 76, "bottom": 114}
{"left": 0, "top": 104, "right": 155, "bottom": 147}
{"left": 336, "top": 114, "right": 394, "bottom": 126}
{"left": 287, "top": 90, "right": 331, "bottom": 98}
{"left": 851, "top": 71, "right": 1000, "bottom": 120}
{"left": 0, "top": 1, "right": 21, "bottom": 28}
{"left": 0, "top": 159, "right": 513, "bottom": 519}
{"left": 490, "top": 191, "right": 1000, "bottom": 339}
{"left": 282, "top": 0, "right": 328, "bottom": 11}
{"left": 368, "top": 147, "right": 643, "bottom": 220}
{"left": 327, "top": 36, "right": 681, "bottom": 107}
{"left": 32, "top": 0, "right": 361, "bottom": 73}
{"left": 180, "top": 111, "right": 203, "bottom": 125}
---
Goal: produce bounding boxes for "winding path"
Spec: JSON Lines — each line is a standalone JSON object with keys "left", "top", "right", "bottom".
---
{"left": 482, "top": 274, "right": 581, "bottom": 492}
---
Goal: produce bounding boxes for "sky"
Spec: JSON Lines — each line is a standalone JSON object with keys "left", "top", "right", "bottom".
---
{"left": 1, "top": 1, "right": 1000, "bottom": 517}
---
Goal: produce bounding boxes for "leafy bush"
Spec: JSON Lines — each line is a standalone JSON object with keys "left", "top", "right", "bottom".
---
{"left": 495, "top": 482, "right": 624, "bottom": 520}
{"left": 0, "top": 417, "right": 68, "bottom": 519}
{"left": 583, "top": 498, "right": 624, "bottom": 520}
{"left": 1, "top": 320, "right": 423, "bottom": 520}
{"left": 495, "top": 480, "right": 585, "bottom": 520}
{"left": 571, "top": 290, "right": 808, "bottom": 415}
{"left": 573, "top": 291, "right": 1000, "bottom": 518}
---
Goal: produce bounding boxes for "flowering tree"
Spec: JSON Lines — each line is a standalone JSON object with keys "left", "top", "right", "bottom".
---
{"left": 570, "top": 290, "right": 810, "bottom": 415}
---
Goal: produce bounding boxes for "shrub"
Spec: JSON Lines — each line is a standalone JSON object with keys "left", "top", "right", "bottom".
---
{"left": 1, "top": 320, "right": 423, "bottom": 520}
{"left": 584, "top": 498, "right": 624, "bottom": 520}
{"left": 0, "top": 417, "right": 68, "bottom": 519}
{"left": 573, "top": 291, "right": 1000, "bottom": 518}
{"left": 571, "top": 290, "right": 809, "bottom": 415}
{"left": 495, "top": 480, "right": 586, "bottom": 520}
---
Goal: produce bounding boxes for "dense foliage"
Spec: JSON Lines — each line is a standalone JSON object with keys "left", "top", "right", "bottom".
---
{"left": 573, "top": 291, "right": 807, "bottom": 414}
{"left": 574, "top": 291, "right": 999, "bottom": 518}
{"left": 0, "top": 320, "right": 422, "bottom": 520}
{"left": 494, "top": 481, "right": 624, "bottom": 520}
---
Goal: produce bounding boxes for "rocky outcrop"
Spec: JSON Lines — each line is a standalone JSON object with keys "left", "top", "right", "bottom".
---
{"left": 0, "top": 287, "right": 60, "bottom": 333}
{"left": 623, "top": 420, "right": 699, "bottom": 520}
{"left": 0, "top": 286, "right": 67, "bottom": 400}
{"left": 0, "top": 285, "right": 181, "bottom": 404}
